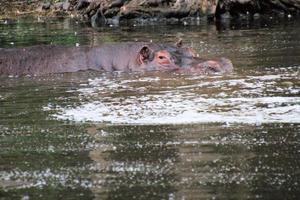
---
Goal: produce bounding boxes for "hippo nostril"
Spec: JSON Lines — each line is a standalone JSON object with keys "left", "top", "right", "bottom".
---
{"left": 209, "top": 66, "right": 222, "bottom": 73}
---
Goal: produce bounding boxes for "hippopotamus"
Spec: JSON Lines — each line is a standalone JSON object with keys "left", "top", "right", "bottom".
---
{"left": 0, "top": 42, "right": 233, "bottom": 76}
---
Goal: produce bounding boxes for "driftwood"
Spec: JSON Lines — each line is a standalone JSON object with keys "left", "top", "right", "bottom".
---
{"left": 1, "top": 1, "right": 300, "bottom": 24}
{"left": 75, "top": 0, "right": 219, "bottom": 20}
{"left": 71, "top": 0, "right": 300, "bottom": 26}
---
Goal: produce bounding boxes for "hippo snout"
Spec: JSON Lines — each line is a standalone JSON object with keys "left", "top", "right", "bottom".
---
{"left": 219, "top": 58, "right": 233, "bottom": 73}
{"left": 195, "top": 58, "right": 233, "bottom": 74}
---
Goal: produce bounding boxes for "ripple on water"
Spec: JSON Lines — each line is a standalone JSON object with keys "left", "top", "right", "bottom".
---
{"left": 46, "top": 68, "right": 300, "bottom": 125}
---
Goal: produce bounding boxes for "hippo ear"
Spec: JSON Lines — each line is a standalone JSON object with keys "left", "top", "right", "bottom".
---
{"left": 137, "top": 46, "right": 153, "bottom": 64}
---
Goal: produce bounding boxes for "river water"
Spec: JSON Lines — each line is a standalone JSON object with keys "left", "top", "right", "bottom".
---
{"left": 0, "top": 17, "right": 300, "bottom": 199}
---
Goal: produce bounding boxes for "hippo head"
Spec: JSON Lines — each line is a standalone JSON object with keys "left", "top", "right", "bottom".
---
{"left": 174, "top": 41, "right": 233, "bottom": 74}
{"left": 136, "top": 46, "right": 180, "bottom": 71}
{"left": 134, "top": 41, "right": 233, "bottom": 74}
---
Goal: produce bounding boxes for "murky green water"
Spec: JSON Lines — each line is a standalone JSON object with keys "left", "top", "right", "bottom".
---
{"left": 0, "top": 17, "right": 300, "bottom": 199}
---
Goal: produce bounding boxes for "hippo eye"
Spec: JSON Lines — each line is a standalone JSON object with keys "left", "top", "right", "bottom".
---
{"left": 158, "top": 56, "right": 165, "bottom": 59}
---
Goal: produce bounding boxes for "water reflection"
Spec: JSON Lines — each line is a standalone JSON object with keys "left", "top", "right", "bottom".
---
{"left": 85, "top": 123, "right": 300, "bottom": 199}
{"left": 88, "top": 125, "right": 178, "bottom": 199}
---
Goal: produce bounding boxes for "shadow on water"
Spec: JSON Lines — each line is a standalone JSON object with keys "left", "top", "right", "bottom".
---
{"left": 0, "top": 17, "right": 300, "bottom": 199}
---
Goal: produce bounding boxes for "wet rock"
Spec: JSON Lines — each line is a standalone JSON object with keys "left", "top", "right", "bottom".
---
{"left": 220, "top": 11, "right": 231, "bottom": 19}
{"left": 180, "top": 17, "right": 202, "bottom": 25}
{"left": 106, "top": 16, "right": 120, "bottom": 26}
{"left": 253, "top": 12, "right": 260, "bottom": 18}
{"left": 109, "top": 0, "right": 126, "bottom": 9}
{"left": 217, "top": 0, "right": 300, "bottom": 18}
{"left": 104, "top": 7, "right": 120, "bottom": 17}
{"left": 166, "top": 17, "right": 179, "bottom": 24}
{"left": 91, "top": 9, "right": 107, "bottom": 27}
{"left": 41, "top": 2, "right": 51, "bottom": 10}
{"left": 77, "top": 0, "right": 91, "bottom": 10}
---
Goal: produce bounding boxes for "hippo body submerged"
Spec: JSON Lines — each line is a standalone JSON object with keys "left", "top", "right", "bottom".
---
{"left": 0, "top": 42, "right": 233, "bottom": 76}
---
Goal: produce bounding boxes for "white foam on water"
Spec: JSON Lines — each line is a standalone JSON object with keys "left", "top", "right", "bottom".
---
{"left": 52, "top": 95, "right": 300, "bottom": 124}
{"left": 46, "top": 73, "right": 300, "bottom": 125}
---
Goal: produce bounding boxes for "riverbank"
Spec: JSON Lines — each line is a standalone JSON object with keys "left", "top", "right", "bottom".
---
{"left": 0, "top": 0, "right": 78, "bottom": 19}
{"left": 1, "top": 0, "right": 300, "bottom": 26}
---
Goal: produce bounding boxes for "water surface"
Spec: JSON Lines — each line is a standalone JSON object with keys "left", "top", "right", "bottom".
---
{"left": 0, "top": 17, "right": 300, "bottom": 199}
